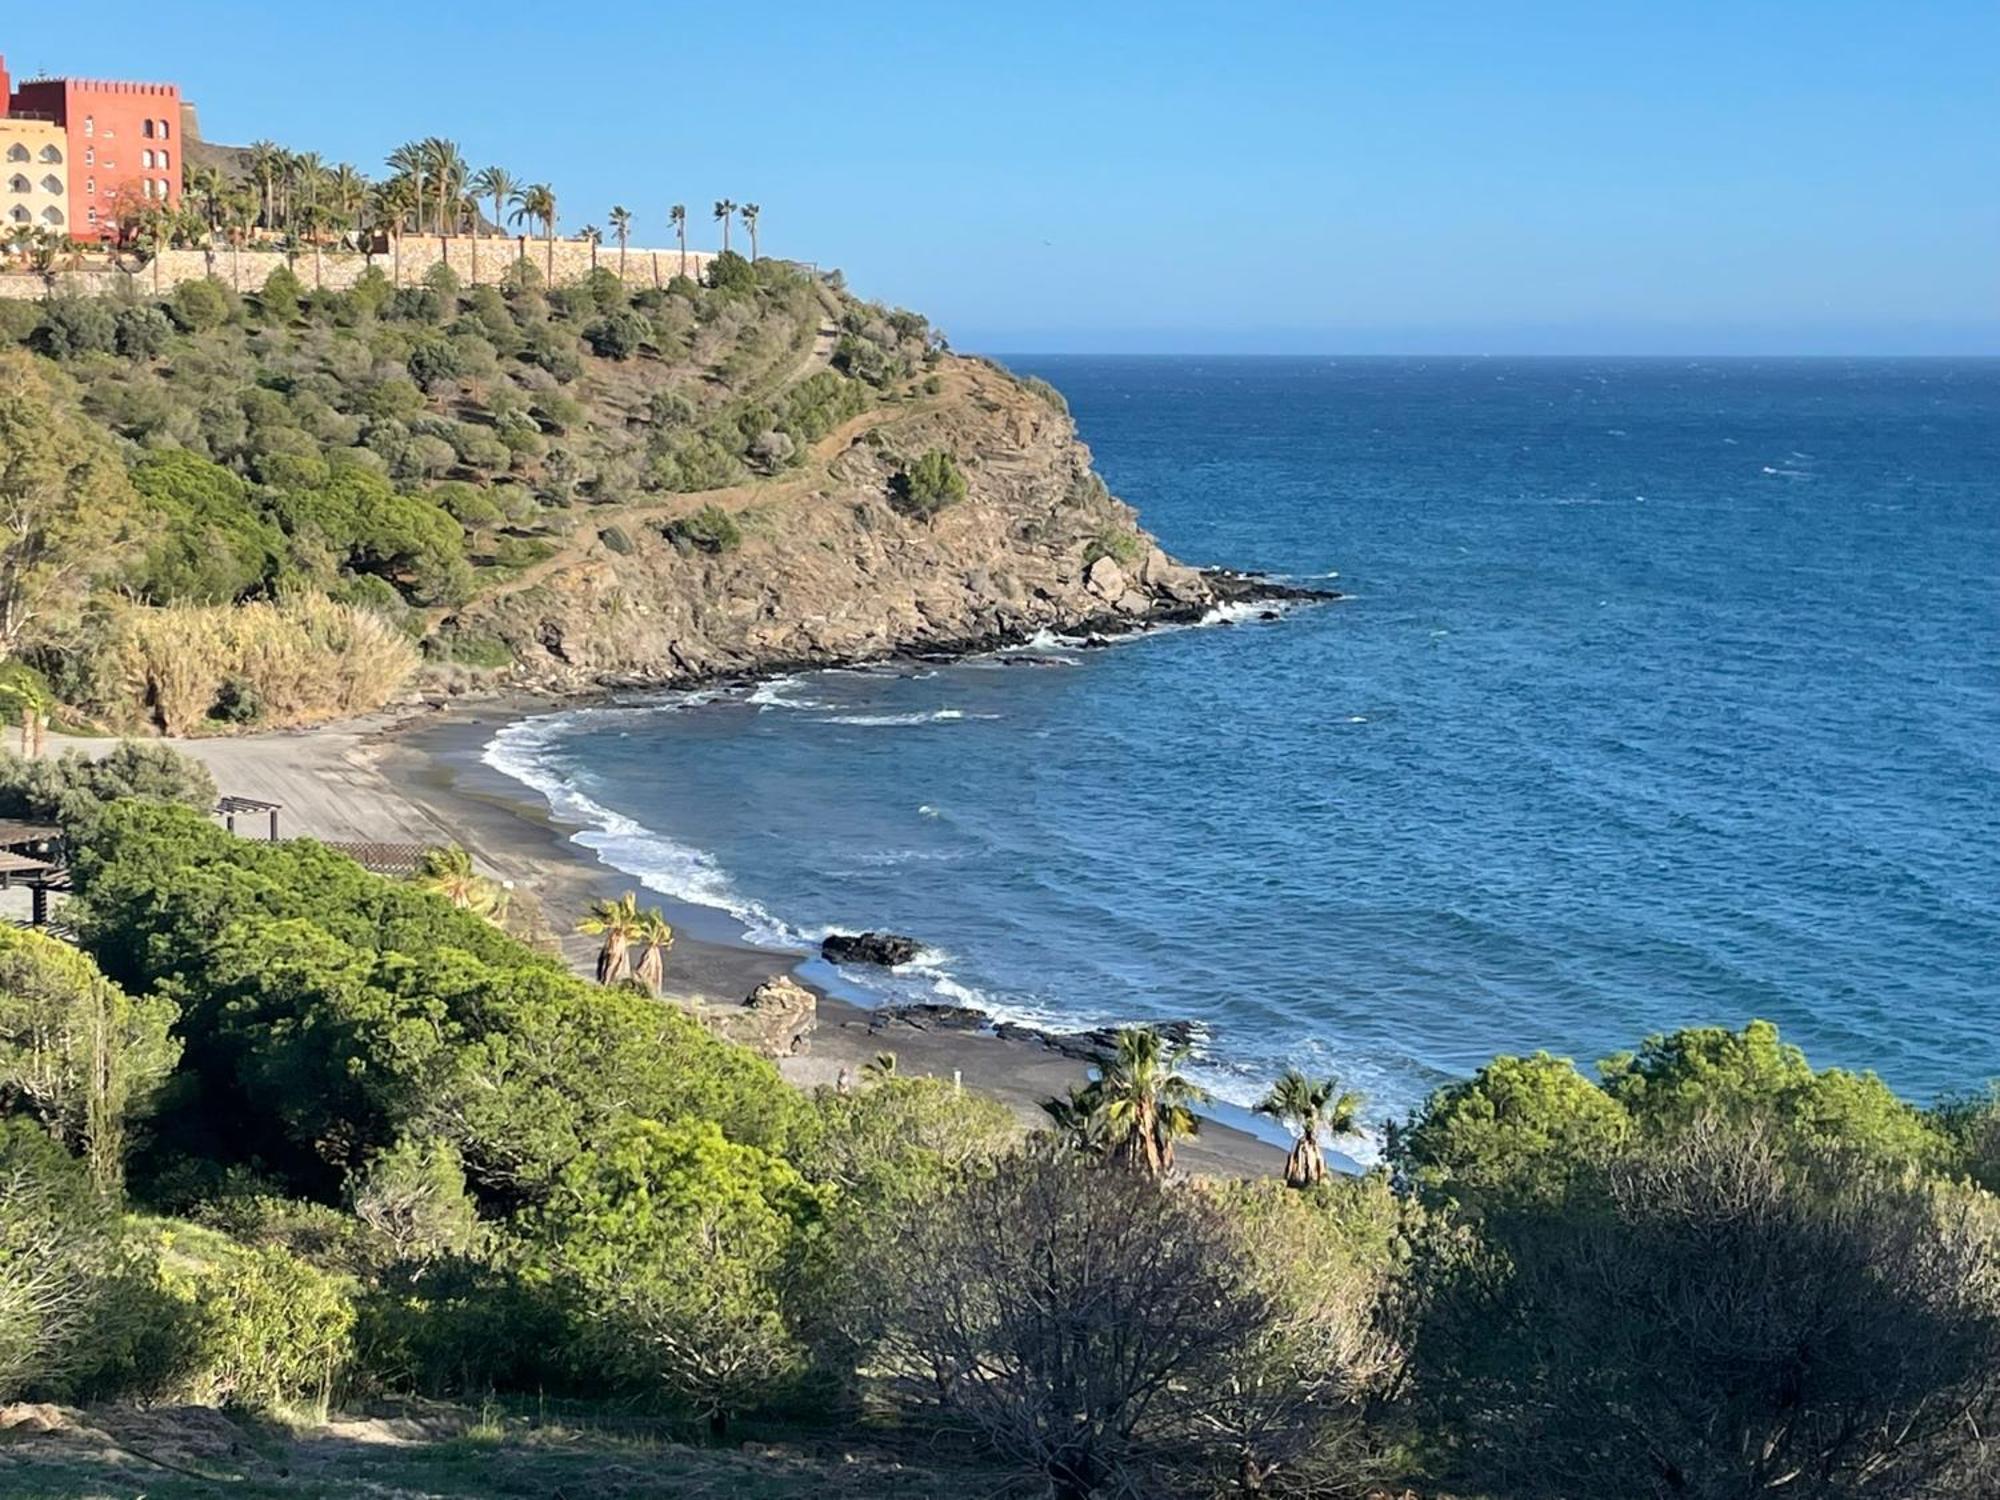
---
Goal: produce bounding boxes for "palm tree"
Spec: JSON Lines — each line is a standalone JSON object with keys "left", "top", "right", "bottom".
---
{"left": 632, "top": 909, "right": 675, "bottom": 994}
{"left": 222, "top": 191, "right": 255, "bottom": 288}
{"left": 580, "top": 223, "right": 601, "bottom": 271}
{"left": 185, "top": 163, "right": 225, "bottom": 238}
{"left": 386, "top": 140, "right": 428, "bottom": 231}
{"left": 1254, "top": 1068, "right": 1363, "bottom": 1188}
{"left": 576, "top": 891, "right": 644, "bottom": 985}
{"left": 1042, "top": 1082, "right": 1110, "bottom": 1156}
{"left": 424, "top": 138, "right": 465, "bottom": 242}
{"left": 371, "top": 177, "right": 417, "bottom": 284}
{"left": 713, "top": 199, "right": 735, "bottom": 254}
{"left": 299, "top": 200, "right": 340, "bottom": 289}
{"left": 511, "top": 183, "right": 557, "bottom": 282}
{"left": 670, "top": 203, "right": 687, "bottom": 277}
{"left": 414, "top": 845, "right": 508, "bottom": 923}
{"left": 740, "top": 202, "right": 760, "bottom": 261}
{"left": 471, "top": 165, "right": 516, "bottom": 243}
{"left": 1093, "top": 1026, "right": 1209, "bottom": 1178}
{"left": 608, "top": 205, "right": 632, "bottom": 277}
{"left": 247, "top": 139, "right": 282, "bottom": 231}
{"left": 327, "top": 164, "right": 369, "bottom": 241}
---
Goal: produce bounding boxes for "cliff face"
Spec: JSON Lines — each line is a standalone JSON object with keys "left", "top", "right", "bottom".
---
{"left": 441, "top": 358, "right": 1221, "bottom": 691}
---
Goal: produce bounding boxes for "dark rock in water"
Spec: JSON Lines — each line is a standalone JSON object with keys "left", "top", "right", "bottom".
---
{"left": 1080, "top": 635, "right": 1112, "bottom": 650}
{"left": 1259, "top": 610, "right": 1282, "bottom": 621}
{"left": 993, "top": 1017, "right": 1203, "bottom": 1063}
{"left": 822, "top": 931, "right": 923, "bottom": 967}
{"left": 871, "top": 1002, "right": 990, "bottom": 1033}
{"left": 1002, "top": 654, "right": 1076, "bottom": 669}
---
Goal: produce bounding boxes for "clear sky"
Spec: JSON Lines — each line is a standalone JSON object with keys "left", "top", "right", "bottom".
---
{"left": 5, "top": 3, "right": 1994, "bottom": 353}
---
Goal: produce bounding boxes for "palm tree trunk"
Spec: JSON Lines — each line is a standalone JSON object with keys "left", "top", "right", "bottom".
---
{"left": 392, "top": 231, "right": 401, "bottom": 287}
{"left": 545, "top": 228, "right": 554, "bottom": 283}
{"left": 678, "top": 233, "right": 686, "bottom": 279}
{"left": 313, "top": 238, "right": 322, "bottom": 290}
{"left": 618, "top": 242, "right": 626, "bottom": 278}
{"left": 470, "top": 229, "right": 478, "bottom": 286}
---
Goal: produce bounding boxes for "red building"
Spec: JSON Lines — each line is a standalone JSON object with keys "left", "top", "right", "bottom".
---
{"left": 2, "top": 54, "right": 180, "bottom": 243}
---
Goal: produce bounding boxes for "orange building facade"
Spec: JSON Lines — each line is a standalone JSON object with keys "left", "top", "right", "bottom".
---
{"left": 1, "top": 53, "right": 180, "bottom": 243}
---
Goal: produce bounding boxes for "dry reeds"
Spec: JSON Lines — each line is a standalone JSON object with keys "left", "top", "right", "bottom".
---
{"left": 85, "top": 594, "right": 419, "bottom": 735}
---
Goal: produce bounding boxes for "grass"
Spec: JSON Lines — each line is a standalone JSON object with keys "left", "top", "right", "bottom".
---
{"left": 0, "top": 1400, "right": 1002, "bottom": 1500}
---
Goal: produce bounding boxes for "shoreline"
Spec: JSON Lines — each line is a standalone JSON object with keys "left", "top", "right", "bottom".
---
{"left": 125, "top": 693, "right": 1290, "bottom": 1179}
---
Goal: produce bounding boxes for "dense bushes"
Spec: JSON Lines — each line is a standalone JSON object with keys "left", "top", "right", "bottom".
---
{"left": 2, "top": 778, "right": 1992, "bottom": 1492}
{"left": 78, "top": 593, "right": 420, "bottom": 735}
{"left": 890, "top": 448, "right": 967, "bottom": 517}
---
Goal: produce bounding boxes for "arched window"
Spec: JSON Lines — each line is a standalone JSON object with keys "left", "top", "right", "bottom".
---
{"left": 86, "top": 178, "right": 95, "bottom": 196}
{"left": 141, "top": 149, "right": 154, "bottom": 169}
{"left": 142, "top": 119, "right": 156, "bottom": 138}
{"left": 39, "top": 145, "right": 60, "bottom": 164}
{"left": 83, "top": 116, "right": 94, "bottom": 138}
{"left": 4, "top": 145, "right": 25, "bottom": 164}
{"left": 159, "top": 120, "right": 171, "bottom": 140}
{"left": 41, "top": 207, "right": 63, "bottom": 226}
{"left": 84, "top": 148, "right": 93, "bottom": 167}
{"left": 41, "top": 175, "right": 61, "bottom": 195}
{"left": 7, "top": 175, "right": 28, "bottom": 195}
{"left": 160, "top": 150, "right": 170, "bottom": 171}
{"left": 7, "top": 206, "right": 27, "bottom": 224}
{"left": 158, "top": 178, "right": 172, "bottom": 198}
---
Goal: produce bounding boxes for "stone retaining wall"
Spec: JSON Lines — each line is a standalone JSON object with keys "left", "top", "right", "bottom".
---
{"left": 0, "top": 237, "right": 721, "bottom": 300}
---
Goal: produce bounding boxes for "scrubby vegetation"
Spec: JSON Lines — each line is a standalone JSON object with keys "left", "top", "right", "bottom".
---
{"left": 0, "top": 753, "right": 1993, "bottom": 1497}
{"left": 0, "top": 253, "right": 944, "bottom": 732}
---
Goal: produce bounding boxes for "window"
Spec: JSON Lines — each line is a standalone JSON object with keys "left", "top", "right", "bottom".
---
{"left": 143, "top": 120, "right": 156, "bottom": 138}
{"left": 6, "top": 206, "right": 26, "bottom": 224}
{"left": 41, "top": 175, "right": 61, "bottom": 195}
{"left": 141, "top": 149, "right": 154, "bottom": 169}
{"left": 86, "top": 178, "right": 95, "bottom": 196}
{"left": 141, "top": 178, "right": 155, "bottom": 199}
{"left": 4, "top": 145, "right": 25, "bottom": 164}
{"left": 84, "top": 148, "right": 93, "bottom": 167}
{"left": 158, "top": 178, "right": 171, "bottom": 197}
{"left": 41, "top": 207, "right": 62, "bottom": 226}
{"left": 39, "top": 145, "right": 60, "bottom": 163}
{"left": 159, "top": 120, "right": 171, "bottom": 140}
{"left": 83, "top": 116, "right": 94, "bottom": 137}
{"left": 7, "top": 175, "right": 27, "bottom": 194}
{"left": 86, "top": 207, "right": 97, "bottom": 225}
{"left": 159, "top": 150, "right": 170, "bottom": 171}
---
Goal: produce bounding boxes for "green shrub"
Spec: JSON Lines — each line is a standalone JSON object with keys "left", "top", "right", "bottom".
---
{"left": 406, "top": 336, "right": 463, "bottom": 391}
{"left": 524, "top": 1118, "right": 825, "bottom": 1421}
{"left": 258, "top": 266, "right": 307, "bottom": 324}
{"left": 583, "top": 309, "right": 649, "bottom": 360}
{"left": 127, "top": 448, "right": 288, "bottom": 604}
{"left": 0, "top": 740, "right": 216, "bottom": 833}
{"left": 662, "top": 503, "right": 742, "bottom": 554}
{"left": 167, "top": 278, "right": 236, "bottom": 333}
{"left": 1084, "top": 525, "right": 1143, "bottom": 567}
{"left": 108, "top": 1219, "right": 357, "bottom": 1413}
{"left": 704, "top": 249, "right": 757, "bottom": 293}
{"left": 0, "top": 1119, "right": 120, "bottom": 1399}
{"left": 889, "top": 449, "right": 967, "bottom": 517}
{"left": 0, "top": 301, "right": 42, "bottom": 344}
{"left": 38, "top": 294, "right": 117, "bottom": 359}
{"left": 113, "top": 304, "right": 173, "bottom": 360}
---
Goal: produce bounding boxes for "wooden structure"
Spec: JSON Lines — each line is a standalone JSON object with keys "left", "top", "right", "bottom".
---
{"left": 0, "top": 819, "right": 64, "bottom": 928}
{"left": 216, "top": 794, "right": 281, "bottom": 841}
{"left": 320, "top": 841, "right": 432, "bottom": 879}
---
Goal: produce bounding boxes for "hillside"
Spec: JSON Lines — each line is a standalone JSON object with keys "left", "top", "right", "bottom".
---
{"left": 0, "top": 249, "right": 1262, "bottom": 734}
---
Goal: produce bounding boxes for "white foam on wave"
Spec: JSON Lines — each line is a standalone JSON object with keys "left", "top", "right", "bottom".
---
{"left": 481, "top": 711, "right": 805, "bottom": 949}
{"left": 1200, "top": 599, "right": 1293, "bottom": 627}
{"left": 747, "top": 675, "right": 831, "bottom": 711}
{"left": 821, "top": 708, "right": 999, "bottom": 727}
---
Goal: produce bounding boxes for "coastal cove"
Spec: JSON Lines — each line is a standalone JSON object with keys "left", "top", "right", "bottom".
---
{"left": 468, "top": 356, "right": 2000, "bottom": 1143}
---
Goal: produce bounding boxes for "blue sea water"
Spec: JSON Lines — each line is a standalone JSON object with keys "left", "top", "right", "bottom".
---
{"left": 489, "top": 357, "right": 2000, "bottom": 1145}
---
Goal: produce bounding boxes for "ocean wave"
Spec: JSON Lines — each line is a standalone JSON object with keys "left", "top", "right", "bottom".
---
{"left": 746, "top": 675, "right": 831, "bottom": 711}
{"left": 821, "top": 708, "right": 1000, "bottom": 726}
{"left": 481, "top": 713, "right": 805, "bottom": 949}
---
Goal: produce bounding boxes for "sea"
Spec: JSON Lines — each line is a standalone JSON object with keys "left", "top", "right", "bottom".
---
{"left": 486, "top": 356, "right": 2000, "bottom": 1152}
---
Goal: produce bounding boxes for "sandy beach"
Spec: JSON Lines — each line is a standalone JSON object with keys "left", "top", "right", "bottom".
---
{"left": 73, "top": 703, "right": 1286, "bottom": 1178}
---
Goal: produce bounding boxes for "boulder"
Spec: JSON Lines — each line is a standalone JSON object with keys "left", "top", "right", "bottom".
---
{"left": 705, "top": 975, "right": 817, "bottom": 1058}
{"left": 1084, "top": 554, "right": 1127, "bottom": 600}
{"left": 871, "top": 1001, "right": 991, "bottom": 1032}
{"left": 822, "top": 931, "right": 923, "bottom": 967}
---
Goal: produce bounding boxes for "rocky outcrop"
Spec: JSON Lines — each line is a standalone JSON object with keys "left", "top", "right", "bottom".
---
{"left": 702, "top": 975, "right": 817, "bottom": 1058}
{"left": 822, "top": 931, "right": 923, "bottom": 968}
{"left": 437, "top": 359, "right": 1325, "bottom": 694}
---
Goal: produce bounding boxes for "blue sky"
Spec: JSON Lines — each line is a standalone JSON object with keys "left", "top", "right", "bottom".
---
{"left": 5, "top": 3, "right": 1994, "bottom": 353}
